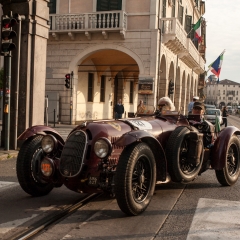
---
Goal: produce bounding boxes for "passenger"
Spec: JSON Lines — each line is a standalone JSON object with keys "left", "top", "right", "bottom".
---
{"left": 157, "top": 96, "right": 175, "bottom": 114}
{"left": 137, "top": 100, "right": 146, "bottom": 113}
{"left": 189, "top": 101, "right": 215, "bottom": 147}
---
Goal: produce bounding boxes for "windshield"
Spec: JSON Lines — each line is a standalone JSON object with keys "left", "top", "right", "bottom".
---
{"left": 205, "top": 109, "right": 220, "bottom": 115}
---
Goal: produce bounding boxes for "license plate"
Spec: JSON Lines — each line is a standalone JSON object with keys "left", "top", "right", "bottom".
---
{"left": 88, "top": 176, "right": 98, "bottom": 186}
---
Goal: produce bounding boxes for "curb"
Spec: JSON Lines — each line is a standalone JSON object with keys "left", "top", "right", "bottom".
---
{"left": 0, "top": 151, "right": 19, "bottom": 161}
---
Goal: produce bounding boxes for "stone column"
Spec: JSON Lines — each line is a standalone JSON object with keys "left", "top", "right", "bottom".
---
{"left": 0, "top": 0, "right": 49, "bottom": 148}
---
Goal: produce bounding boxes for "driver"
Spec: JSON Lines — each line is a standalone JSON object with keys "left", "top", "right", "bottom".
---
{"left": 189, "top": 101, "right": 215, "bottom": 147}
{"left": 157, "top": 96, "right": 175, "bottom": 114}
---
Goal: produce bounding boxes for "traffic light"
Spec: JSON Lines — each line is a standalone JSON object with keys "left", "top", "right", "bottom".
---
{"left": 168, "top": 80, "right": 174, "bottom": 96}
{"left": 65, "top": 74, "right": 71, "bottom": 88}
{"left": 1, "top": 14, "right": 19, "bottom": 55}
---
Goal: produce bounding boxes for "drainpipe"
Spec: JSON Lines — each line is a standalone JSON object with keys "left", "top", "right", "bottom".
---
{"left": 156, "top": 0, "right": 162, "bottom": 105}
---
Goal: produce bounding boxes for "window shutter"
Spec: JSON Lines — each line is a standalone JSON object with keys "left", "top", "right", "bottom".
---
{"left": 171, "top": 0, "right": 176, "bottom": 17}
{"left": 178, "top": 5, "right": 184, "bottom": 25}
{"left": 97, "top": 0, "right": 109, "bottom": 11}
{"left": 185, "top": 15, "right": 192, "bottom": 36}
{"left": 48, "top": 0, "right": 56, "bottom": 14}
{"left": 162, "top": 0, "right": 166, "bottom": 17}
{"left": 110, "top": 0, "right": 122, "bottom": 10}
{"left": 97, "top": 0, "right": 122, "bottom": 11}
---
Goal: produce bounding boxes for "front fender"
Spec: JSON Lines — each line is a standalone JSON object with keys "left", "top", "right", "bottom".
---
{"left": 18, "top": 125, "right": 65, "bottom": 145}
{"left": 211, "top": 126, "right": 240, "bottom": 169}
{"left": 115, "top": 130, "right": 167, "bottom": 181}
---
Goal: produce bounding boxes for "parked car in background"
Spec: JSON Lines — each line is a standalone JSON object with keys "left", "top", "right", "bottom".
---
{"left": 226, "top": 106, "right": 233, "bottom": 114}
{"left": 204, "top": 104, "right": 216, "bottom": 109}
{"left": 204, "top": 109, "right": 223, "bottom": 125}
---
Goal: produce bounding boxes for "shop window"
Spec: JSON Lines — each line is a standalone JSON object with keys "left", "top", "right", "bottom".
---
{"left": 100, "top": 75, "right": 106, "bottom": 102}
{"left": 88, "top": 73, "right": 94, "bottom": 102}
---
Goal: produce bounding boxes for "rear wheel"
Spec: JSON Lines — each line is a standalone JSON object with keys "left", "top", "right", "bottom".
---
{"left": 215, "top": 135, "right": 240, "bottom": 186}
{"left": 115, "top": 143, "right": 156, "bottom": 216}
{"left": 166, "top": 127, "right": 203, "bottom": 183}
{"left": 17, "top": 135, "right": 54, "bottom": 196}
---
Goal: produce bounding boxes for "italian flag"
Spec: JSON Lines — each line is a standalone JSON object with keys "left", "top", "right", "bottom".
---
{"left": 193, "top": 18, "right": 202, "bottom": 44}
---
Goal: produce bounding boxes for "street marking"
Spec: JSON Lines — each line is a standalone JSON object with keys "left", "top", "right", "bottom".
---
{"left": 0, "top": 214, "right": 38, "bottom": 234}
{"left": 187, "top": 198, "right": 240, "bottom": 239}
{"left": 0, "top": 181, "right": 18, "bottom": 191}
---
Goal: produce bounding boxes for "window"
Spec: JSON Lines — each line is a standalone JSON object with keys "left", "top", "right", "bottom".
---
{"left": 162, "top": 0, "right": 166, "bottom": 17}
{"left": 97, "top": 0, "right": 122, "bottom": 11}
{"left": 48, "top": 0, "right": 56, "bottom": 14}
{"left": 100, "top": 75, "right": 106, "bottom": 102}
{"left": 171, "top": 0, "right": 176, "bottom": 17}
{"left": 223, "top": 90, "right": 225, "bottom": 94}
{"left": 129, "top": 81, "right": 133, "bottom": 104}
{"left": 185, "top": 15, "right": 192, "bottom": 35}
{"left": 88, "top": 73, "right": 94, "bottom": 102}
{"left": 178, "top": 3, "right": 184, "bottom": 25}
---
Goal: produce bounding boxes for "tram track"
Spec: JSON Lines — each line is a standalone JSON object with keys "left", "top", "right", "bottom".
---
{"left": 7, "top": 193, "right": 102, "bottom": 240}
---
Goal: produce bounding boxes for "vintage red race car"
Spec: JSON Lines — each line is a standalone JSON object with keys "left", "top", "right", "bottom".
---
{"left": 17, "top": 111, "right": 240, "bottom": 216}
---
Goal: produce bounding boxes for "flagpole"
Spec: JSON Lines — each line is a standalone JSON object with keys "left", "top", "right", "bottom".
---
{"left": 187, "top": 15, "right": 204, "bottom": 35}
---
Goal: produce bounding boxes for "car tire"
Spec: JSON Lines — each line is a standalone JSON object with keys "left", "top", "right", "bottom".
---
{"left": 166, "top": 126, "right": 203, "bottom": 183}
{"left": 115, "top": 142, "right": 156, "bottom": 216}
{"left": 215, "top": 135, "right": 240, "bottom": 186}
{"left": 17, "top": 135, "right": 54, "bottom": 196}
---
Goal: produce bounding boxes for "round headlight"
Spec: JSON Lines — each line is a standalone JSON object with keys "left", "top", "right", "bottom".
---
{"left": 94, "top": 138, "right": 111, "bottom": 158}
{"left": 41, "top": 158, "right": 54, "bottom": 177}
{"left": 41, "top": 135, "right": 57, "bottom": 153}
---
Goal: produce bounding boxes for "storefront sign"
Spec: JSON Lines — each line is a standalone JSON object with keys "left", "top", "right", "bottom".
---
{"left": 138, "top": 78, "right": 154, "bottom": 94}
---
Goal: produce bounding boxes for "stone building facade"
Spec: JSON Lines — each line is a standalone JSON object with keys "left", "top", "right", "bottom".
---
{"left": 205, "top": 76, "right": 240, "bottom": 109}
{"left": 46, "top": 0, "right": 206, "bottom": 124}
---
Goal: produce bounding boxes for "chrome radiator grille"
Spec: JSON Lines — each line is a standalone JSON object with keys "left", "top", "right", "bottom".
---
{"left": 60, "top": 130, "right": 87, "bottom": 177}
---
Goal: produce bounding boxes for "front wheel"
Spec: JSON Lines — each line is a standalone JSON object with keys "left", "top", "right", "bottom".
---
{"left": 115, "top": 143, "right": 156, "bottom": 216}
{"left": 215, "top": 135, "right": 240, "bottom": 186}
{"left": 17, "top": 135, "right": 54, "bottom": 196}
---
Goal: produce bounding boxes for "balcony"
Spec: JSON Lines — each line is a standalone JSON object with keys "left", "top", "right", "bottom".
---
{"left": 161, "top": 18, "right": 205, "bottom": 73}
{"left": 49, "top": 11, "right": 127, "bottom": 40}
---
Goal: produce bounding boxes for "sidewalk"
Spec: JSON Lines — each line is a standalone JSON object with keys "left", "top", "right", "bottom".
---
{"left": 0, "top": 122, "right": 77, "bottom": 161}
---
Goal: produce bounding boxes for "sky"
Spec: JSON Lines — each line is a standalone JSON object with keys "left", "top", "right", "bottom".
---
{"left": 204, "top": 0, "right": 240, "bottom": 83}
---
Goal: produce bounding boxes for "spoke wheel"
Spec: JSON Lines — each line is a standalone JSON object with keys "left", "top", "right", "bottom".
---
{"left": 115, "top": 143, "right": 156, "bottom": 216}
{"left": 166, "top": 126, "right": 203, "bottom": 183}
{"left": 216, "top": 135, "right": 240, "bottom": 186}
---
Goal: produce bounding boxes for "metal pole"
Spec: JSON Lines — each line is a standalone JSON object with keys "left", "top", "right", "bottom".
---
{"left": 70, "top": 71, "right": 73, "bottom": 125}
{"left": 4, "top": 55, "right": 11, "bottom": 151}
{"left": 14, "top": 15, "right": 25, "bottom": 150}
{"left": 53, "top": 109, "right": 56, "bottom": 127}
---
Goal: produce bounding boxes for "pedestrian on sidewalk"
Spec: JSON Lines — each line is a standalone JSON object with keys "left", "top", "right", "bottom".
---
{"left": 114, "top": 99, "right": 124, "bottom": 120}
{"left": 221, "top": 106, "right": 228, "bottom": 127}
{"left": 188, "top": 96, "right": 199, "bottom": 114}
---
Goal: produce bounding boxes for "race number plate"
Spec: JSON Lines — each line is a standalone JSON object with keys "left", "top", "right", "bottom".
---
{"left": 126, "top": 120, "right": 152, "bottom": 130}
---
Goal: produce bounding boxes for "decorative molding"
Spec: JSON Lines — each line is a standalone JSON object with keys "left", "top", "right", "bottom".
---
{"left": 52, "top": 32, "right": 59, "bottom": 40}
{"left": 85, "top": 31, "right": 91, "bottom": 40}
{"left": 68, "top": 32, "right": 75, "bottom": 40}
{"left": 120, "top": 30, "right": 126, "bottom": 39}
{"left": 102, "top": 31, "right": 108, "bottom": 40}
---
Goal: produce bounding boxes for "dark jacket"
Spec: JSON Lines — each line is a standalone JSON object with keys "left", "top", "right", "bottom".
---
{"left": 114, "top": 104, "right": 124, "bottom": 114}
